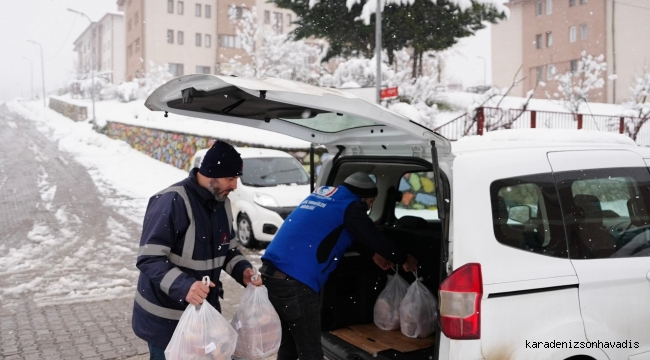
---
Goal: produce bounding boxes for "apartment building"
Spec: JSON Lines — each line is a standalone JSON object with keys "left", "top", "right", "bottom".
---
{"left": 72, "top": 12, "right": 125, "bottom": 84}
{"left": 117, "top": 0, "right": 296, "bottom": 80}
{"left": 492, "top": 0, "right": 650, "bottom": 104}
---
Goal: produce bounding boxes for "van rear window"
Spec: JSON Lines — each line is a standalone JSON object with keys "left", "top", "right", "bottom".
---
{"left": 490, "top": 173, "right": 568, "bottom": 258}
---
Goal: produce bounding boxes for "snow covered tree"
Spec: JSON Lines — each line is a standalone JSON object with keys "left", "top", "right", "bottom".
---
{"left": 553, "top": 51, "right": 607, "bottom": 116}
{"left": 226, "top": 6, "right": 323, "bottom": 83}
{"left": 271, "top": 0, "right": 506, "bottom": 71}
{"left": 623, "top": 67, "right": 650, "bottom": 141}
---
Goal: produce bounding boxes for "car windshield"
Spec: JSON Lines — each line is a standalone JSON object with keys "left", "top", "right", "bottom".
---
{"left": 241, "top": 157, "right": 309, "bottom": 187}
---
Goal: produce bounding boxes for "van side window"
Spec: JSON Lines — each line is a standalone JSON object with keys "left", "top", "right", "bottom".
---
{"left": 490, "top": 173, "right": 568, "bottom": 258}
{"left": 395, "top": 171, "right": 438, "bottom": 220}
{"left": 554, "top": 167, "right": 650, "bottom": 259}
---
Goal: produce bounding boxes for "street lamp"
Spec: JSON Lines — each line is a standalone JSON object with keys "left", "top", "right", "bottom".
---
{"left": 375, "top": 0, "right": 382, "bottom": 104}
{"left": 476, "top": 56, "right": 487, "bottom": 86}
{"left": 67, "top": 8, "right": 96, "bottom": 123}
{"left": 22, "top": 56, "right": 34, "bottom": 100}
{"left": 27, "top": 40, "right": 46, "bottom": 107}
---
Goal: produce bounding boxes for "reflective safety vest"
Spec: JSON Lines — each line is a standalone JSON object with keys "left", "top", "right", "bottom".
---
{"left": 262, "top": 185, "right": 360, "bottom": 292}
{"left": 132, "top": 175, "right": 250, "bottom": 349}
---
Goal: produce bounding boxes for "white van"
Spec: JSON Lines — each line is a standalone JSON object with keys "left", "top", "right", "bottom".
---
{"left": 190, "top": 147, "right": 311, "bottom": 247}
{"left": 147, "top": 75, "right": 650, "bottom": 360}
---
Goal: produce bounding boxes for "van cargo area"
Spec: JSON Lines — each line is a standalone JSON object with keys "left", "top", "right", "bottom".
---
{"left": 320, "top": 219, "right": 443, "bottom": 360}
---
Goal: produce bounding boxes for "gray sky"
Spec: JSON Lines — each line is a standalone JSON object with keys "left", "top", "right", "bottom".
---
{"left": 0, "top": 0, "right": 117, "bottom": 102}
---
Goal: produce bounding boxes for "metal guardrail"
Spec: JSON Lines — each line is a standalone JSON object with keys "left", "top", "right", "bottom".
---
{"left": 433, "top": 107, "right": 650, "bottom": 145}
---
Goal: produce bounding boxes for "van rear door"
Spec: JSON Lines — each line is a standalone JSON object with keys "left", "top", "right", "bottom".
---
{"left": 548, "top": 150, "right": 650, "bottom": 359}
{"left": 145, "top": 75, "right": 450, "bottom": 157}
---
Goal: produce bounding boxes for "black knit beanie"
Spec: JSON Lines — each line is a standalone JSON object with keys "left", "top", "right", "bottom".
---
{"left": 198, "top": 140, "right": 243, "bottom": 178}
{"left": 342, "top": 172, "right": 378, "bottom": 198}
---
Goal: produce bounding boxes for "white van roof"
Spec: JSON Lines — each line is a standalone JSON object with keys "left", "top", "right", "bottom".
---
{"left": 453, "top": 129, "right": 637, "bottom": 153}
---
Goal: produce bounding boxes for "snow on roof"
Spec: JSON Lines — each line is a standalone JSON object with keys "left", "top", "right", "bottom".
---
{"left": 453, "top": 128, "right": 637, "bottom": 152}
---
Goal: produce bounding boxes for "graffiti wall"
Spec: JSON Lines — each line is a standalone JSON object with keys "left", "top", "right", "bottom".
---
{"left": 104, "top": 121, "right": 322, "bottom": 172}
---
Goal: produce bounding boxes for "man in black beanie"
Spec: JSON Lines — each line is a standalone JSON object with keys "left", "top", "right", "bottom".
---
{"left": 261, "top": 171, "right": 418, "bottom": 360}
{"left": 132, "top": 140, "right": 262, "bottom": 360}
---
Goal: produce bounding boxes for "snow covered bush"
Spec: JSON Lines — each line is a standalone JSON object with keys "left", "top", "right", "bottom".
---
{"left": 553, "top": 51, "right": 607, "bottom": 116}
{"left": 622, "top": 67, "right": 650, "bottom": 141}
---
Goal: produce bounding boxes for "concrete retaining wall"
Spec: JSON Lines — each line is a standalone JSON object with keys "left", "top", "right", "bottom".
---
{"left": 49, "top": 97, "right": 88, "bottom": 122}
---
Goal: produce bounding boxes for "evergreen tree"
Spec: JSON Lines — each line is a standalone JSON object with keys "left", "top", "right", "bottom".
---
{"left": 271, "top": 0, "right": 506, "bottom": 74}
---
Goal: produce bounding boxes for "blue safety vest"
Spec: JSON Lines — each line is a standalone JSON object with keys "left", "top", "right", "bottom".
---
{"left": 262, "top": 185, "right": 360, "bottom": 292}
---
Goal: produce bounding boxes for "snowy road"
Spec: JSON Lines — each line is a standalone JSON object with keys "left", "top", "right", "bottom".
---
{"left": 0, "top": 103, "right": 143, "bottom": 307}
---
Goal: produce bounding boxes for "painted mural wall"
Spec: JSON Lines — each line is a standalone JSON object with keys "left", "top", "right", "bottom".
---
{"left": 104, "top": 121, "right": 322, "bottom": 172}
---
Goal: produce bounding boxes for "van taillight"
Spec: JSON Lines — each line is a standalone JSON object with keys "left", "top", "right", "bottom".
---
{"left": 438, "top": 263, "right": 482, "bottom": 340}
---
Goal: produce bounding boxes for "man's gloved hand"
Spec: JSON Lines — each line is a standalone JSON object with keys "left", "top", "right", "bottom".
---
{"left": 243, "top": 268, "right": 263, "bottom": 286}
{"left": 372, "top": 253, "right": 393, "bottom": 270}
{"left": 185, "top": 280, "right": 215, "bottom": 306}
{"left": 402, "top": 254, "right": 418, "bottom": 272}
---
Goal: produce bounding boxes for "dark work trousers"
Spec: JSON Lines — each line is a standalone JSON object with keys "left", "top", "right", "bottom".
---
{"left": 262, "top": 275, "right": 324, "bottom": 360}
{"left": 147, "top": 343, "right": 166, "bottom": 360}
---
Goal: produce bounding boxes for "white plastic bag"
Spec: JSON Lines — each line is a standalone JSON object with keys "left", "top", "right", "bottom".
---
{"left": 231, "top": 272, "right": 282, "bottom": 360}
{"left": 374, "top": 268, "right": 409, "bottom": 330}
{"left": 165, "top": 276, "right": 239, "bottom": 360}
{"left": 399, "top": 271, "right": 438, "bottom": 338}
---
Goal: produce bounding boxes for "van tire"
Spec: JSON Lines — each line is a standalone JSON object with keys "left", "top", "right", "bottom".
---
{"left": 564, "top": 356, "right": 595, "bottom": 360}
{"left": 237, "top": 214, "right": 258, "bottom": 248}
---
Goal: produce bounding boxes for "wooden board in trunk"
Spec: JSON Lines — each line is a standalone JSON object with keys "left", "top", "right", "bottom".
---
{"left": 330, "top": 323, "right": 435, "bottom": 355}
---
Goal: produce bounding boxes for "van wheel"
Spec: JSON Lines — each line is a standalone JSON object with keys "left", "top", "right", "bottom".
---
{"left": 237, "top": 214, "right": 258, "bottom": 248}
{"left": 565, "top": 356, "right": 595, "bottom": 360}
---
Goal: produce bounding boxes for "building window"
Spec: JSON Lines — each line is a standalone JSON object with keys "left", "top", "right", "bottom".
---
{"left": 233, "top": 6, "right": 244, "bottom": 19}
{"left": 167, "top": 0, "right": 173, "bottom": 13}
{"left": 580, "top": 0, "right": 587, "bottom": 3}
{"left": 547, "top": 64, "right": 555, "bottom": 79}
{"left": 195, "top": 33, "right": 201, "bottom": 46}
{"left": 195, "top": 3, "right": 201, "bottom": 17}
{"left": 546, "top": 0, "right": 552, "bottom": 14}
{"left": 135, "top": 38, "right": 140, "bottom": 52}
{"left": 196, "top": 66, "right": 211, "bottom": 74}
{"left": 273, "top": 12, "right": 283, "bottom": 33}
{"left": 167, "top": 30, "right": 174, "bottom": 43}
{"left": 205, "top": 5, "right": 211, "bottom": 18}
{"left": 286, "top": 13, "right": 292, "bottom": 24}
{"left": 536, "top": 1, "right": 543, "bottom": 16}
{"left": 546, "top": 32, "right": 553, "bottom": 47}
{"left": 570, "top": 60, "right": 578, "bottom": 73}
{"left": 569, "top": 26, "right": 577, "bottom": 43}
{"left": 569, "top": 0, "right": 575, "bottom": 6}
{"left": 220, "top": 34, "right": 242, "bottom": 48}
{"left": 178, "top": 31, "right": 184, "bottom": 45}
{"left": 128, "top": 18, "right": 132, "bottom": 31}
{"left": 127, "top": 44, "right": 132, "bottom": 57}
{"left": 580, "top": 23, "right": 588, "bottom": 40}
{"left": 178, "top": 1, "right": 184, "bottom": 14}
{"left": 134, "top": 12, "right": 139, "bottom": 25}
{"left": 535, "top": 34, "right": 543, "bottom": 49}
{"left": 205, "top": 34, "right": 211, "bottom": 47}
{"left": 264, "top": 10, "right": 270, "bottom": 24}
{"left": 537, "top": 66, "right": 544, "bottom": 81}
{"left": 168, "top": 63, "right": 184, "bottom": 76}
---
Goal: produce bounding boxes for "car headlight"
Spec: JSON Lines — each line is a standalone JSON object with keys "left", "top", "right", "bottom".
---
{"left": 253, "top": 192, "right": 279, "bottom": 207}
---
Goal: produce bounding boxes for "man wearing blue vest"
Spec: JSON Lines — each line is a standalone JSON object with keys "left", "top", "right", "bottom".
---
{"left": 132, "top": 140, "right": 262, "bottom": 360}
{"left": 261, "top": 172, "right": 418, "bottom": 360}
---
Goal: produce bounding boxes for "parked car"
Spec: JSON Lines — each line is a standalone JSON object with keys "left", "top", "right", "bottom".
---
{"left": 191, "top": 147, "right": 311, "bottom": 248}
{"left": 147, "top": 74, "right": 650, "bottom": 360}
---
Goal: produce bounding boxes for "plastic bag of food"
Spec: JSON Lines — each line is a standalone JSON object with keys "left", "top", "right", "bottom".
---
{"left": 165, "top": 276, "right": 238, "bottom": 360}
{"left": 399, "top": 272, "right": 437, "bottom": 338}
{"left": 231, "top": 271, "right": 281, "bottom": 360}
{"left": 374, "top": 267, "right": 409, "bottom": 330}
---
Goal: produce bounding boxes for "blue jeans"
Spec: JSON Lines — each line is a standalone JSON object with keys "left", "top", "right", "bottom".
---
{"left": 148, "top": 343, "right": 166, "bottom": 360}
{"left": 263, "top": 275, "right": 324, "bottom": 360}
